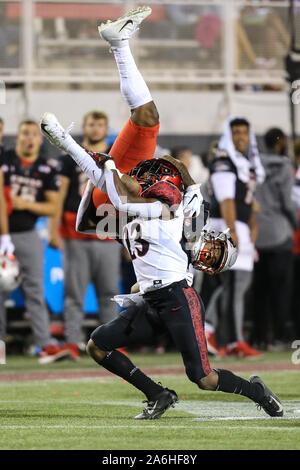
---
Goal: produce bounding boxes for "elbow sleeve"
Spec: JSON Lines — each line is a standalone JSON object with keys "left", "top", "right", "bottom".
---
{"left": 104, "top": 169, "right": 163, "bottom": 218}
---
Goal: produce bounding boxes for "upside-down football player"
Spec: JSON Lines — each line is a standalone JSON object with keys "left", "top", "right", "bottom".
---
{"left": 40, "top": 6, "right": 283, "bottom": 419}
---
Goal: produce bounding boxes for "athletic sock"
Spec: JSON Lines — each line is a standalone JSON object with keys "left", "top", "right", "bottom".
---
{"left": 111, "top": 41, "right": 152, "bottom": 110}
{"left": 100, "top": 350, "right": 164, "bottom": 401}
{"left": 63, "top": 137, "right": 105, "bottom": 189}
{"left": 215, "top": 369, "right": 264, "bottom": 403}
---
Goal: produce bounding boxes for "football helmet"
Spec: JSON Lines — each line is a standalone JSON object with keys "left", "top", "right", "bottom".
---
{"left": 129, "top": 158, "right": 184, "bottom": 194}
{"left": 191, "top": 229, "right": 238, "bottom": 274}
{"left": 0, "top": 254, "right": 21, "bottom": 293}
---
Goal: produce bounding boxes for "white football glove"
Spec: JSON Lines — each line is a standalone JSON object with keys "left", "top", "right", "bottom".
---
{"left": 183, "top": 184, "right": 203, "bottom": 218}
{"left": 0, "top": 234, "right": 15, "bottom": 256}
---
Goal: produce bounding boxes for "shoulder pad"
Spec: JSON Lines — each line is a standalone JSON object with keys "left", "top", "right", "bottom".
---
{"left": 210, "top": 155, "right": 236, "bottom": 174}
{"left": 141, "top": 181, "right": 182, "bottom": 210}
{"left": 214, "top": 148, "right": 230, "bottom": 159}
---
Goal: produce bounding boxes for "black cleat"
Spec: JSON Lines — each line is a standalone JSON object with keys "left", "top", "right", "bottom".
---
{"left": 249, "top": 375, "right": 284, "bottom": 417}
{"left": 134, "top": 388, "right": 178, "bottom": 420}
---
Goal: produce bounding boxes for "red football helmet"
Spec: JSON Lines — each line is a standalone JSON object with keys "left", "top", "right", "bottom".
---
{"left": 129, "top": 158, "right": 184, "bottom": 193}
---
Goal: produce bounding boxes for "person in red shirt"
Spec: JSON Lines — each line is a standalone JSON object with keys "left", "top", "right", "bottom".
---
{"left": 0, "top": 120, "right": 69, "bottom": 363}
{"left": 292, "top": 140, "right": 300, "bottom": 338}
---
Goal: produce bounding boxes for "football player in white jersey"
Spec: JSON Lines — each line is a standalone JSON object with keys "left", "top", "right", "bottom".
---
{"left": 40, "top": 6, "right": 283, "bottom": 420}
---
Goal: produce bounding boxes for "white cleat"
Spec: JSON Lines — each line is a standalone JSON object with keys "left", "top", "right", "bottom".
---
{"left": 40, "top": 112, "right": 74, "bottom": 152}
{"left": 98, "top": 6, "right": 152, "bottom": 44}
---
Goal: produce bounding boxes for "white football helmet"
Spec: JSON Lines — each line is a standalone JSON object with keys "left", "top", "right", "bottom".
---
{"left": 0, "top": 255, "right": 21, "bottom": 293}
{"left": 191, "top": 229, "right": 238, "bottom": 274}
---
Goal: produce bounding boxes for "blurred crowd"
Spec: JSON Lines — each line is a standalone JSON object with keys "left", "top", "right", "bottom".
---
{"left": 0, "top": 111, "right": 299, "bottom": 362}
{"left": 1, "top": 2, "right": 293, "bottom": 79}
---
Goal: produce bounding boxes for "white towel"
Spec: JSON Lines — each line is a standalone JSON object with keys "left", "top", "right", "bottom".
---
{"left": 218, "top": 115, "right": 265, "bottom": 185}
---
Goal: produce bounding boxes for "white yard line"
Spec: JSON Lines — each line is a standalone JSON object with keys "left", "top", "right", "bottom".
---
{"left": 0, "top": 399, "right": 300, "bottom": 422}
{"left": 0, "top": 425, "right": 299, "bottom": 431}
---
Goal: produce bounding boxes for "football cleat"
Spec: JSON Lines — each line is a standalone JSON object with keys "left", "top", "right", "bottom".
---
{"left": 228, "top": 341, "right": 264, "bottom": 358}
{"left": 38, "top": 345, "right": 72, "bottom": 365}
{"left": 217, "top": 347, "right": 228, "bottom": 358}
{"left": 40, "top": 112, "right": 74, "bottom": 152}
{"left": 249, "top": 375, "right": 284, "bottom": 417}
{"left": 205, "top": 331, "right": 220, "bottom": 357}
{"left": 64, "top": 343, "right": 80, "bottom": 361}
{"left": 134, "top": 387, "right": 178, "bottom": 420}
{"left": 98, "top": 6, "right": 152, "bottom": 44}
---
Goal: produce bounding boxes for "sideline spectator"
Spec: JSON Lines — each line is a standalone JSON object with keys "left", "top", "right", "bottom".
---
{"left": 0, "top": 117, "right": 15, "bottom": 257}
{"left": 207, "top": 116, "right": 265, "bottom": 358}
{"left": 252, "top": 128, "right": 298, "bottom": 350}
{"left": 0, "top": 120, "right": 68, "bottom": 362}
{"left": 291, "top": 140, "right": 300, "bottom": 338}
{"left": 49, "top": 111, "right": 120, "bottom": 360}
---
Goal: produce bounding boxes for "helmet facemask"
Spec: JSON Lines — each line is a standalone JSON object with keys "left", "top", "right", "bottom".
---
{"left": 129, "top": 159, "right": 184, "bottom": 193}
{"left": 192, "top": 230, "right": 237, "bottom": 274}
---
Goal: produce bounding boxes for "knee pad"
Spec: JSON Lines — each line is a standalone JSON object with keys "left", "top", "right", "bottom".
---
{"left": 90, "top": 325, "right": 108, "bottom": 351}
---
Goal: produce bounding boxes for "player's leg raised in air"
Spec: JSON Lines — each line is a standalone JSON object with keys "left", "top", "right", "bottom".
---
{"left": 40, "top": 6, "right": 159, "bottom": 208}
{"left": 91, "top": 5, "right": 159, "bottom": 207}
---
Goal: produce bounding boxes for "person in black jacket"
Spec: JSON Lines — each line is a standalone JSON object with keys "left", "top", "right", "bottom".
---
{"left": 207, "top": 116, "right": 265, "bottom": 358}
{"left": 252, "top": 128, "right": 298, "bottom": 350}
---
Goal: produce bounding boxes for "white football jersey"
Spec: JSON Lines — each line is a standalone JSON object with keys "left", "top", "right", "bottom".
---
{"left": 121, "top": 204, "right": 191, "bottom": 293}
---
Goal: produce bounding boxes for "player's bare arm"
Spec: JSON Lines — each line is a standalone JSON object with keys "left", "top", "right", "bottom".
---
{"left": 0, "top": 169, "right": 8, "bottom": 235}
{"left": 12, "top": 190, "right": 59, "bottom": 216}
{"left": 48, "top": 175, "right": 70, "bottom": 249}
{"left": 248, "top": 208, "right": 258, "bottom": 244}
{"left": 219, "top": 198, "right": 239, "bottom": 248}
{"left": 0, "top": 169, "right": 15, "bottom": 255}
{"left": 107, "top": 166, "right": 173, "bottom": 220}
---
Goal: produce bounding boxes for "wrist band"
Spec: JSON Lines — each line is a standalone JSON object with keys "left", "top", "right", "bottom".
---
{"left": 104, "top": 159, "right": 116, "bottom": 171}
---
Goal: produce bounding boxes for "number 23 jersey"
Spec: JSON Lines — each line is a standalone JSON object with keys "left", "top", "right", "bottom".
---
{"left": 122, "top": 206, "right": 190, "bottom": 293}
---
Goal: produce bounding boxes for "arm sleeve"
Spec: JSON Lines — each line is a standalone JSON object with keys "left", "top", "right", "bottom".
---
{"left": 211, "top": 171, "right": 236, "bottom": 202}
{"left": 104, "top": 169, "right": 163, "bottom": 218}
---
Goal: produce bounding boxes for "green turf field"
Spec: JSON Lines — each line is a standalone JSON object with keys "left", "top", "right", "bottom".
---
{"left": 0, "top": 352, "right": 299, "bottom": 450}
